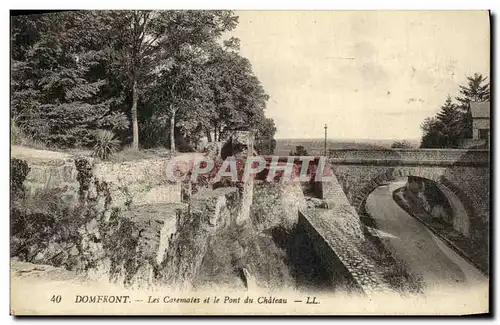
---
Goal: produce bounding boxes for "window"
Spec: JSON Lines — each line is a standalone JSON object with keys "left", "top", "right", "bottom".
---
{"left": 478, "top": 129, "right": 489, "bottom": 140}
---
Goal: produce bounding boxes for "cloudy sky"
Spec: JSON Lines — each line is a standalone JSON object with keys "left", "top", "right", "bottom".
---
{"left": 228, "top": 11, "right": 490, "bottom": 140}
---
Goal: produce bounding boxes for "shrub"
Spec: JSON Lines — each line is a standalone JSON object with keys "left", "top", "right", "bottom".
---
{"left": 75, "top": 158, "right": 94, "bottom": 201}
{"left": 391, "top": 140, "right": 413, "bottom": 149}
{"left": 10, "top": 187, "right": 89, "bottom": 266}
{"left": 11, "top": 119, "right": 25, "bottom": 145}
{"left": 139, "top": 116, "right": 170, "bottom": 149}
{"left": 10, "top": 158, "right": 30, "bottom": 199}
{"left": 289, "top": 145, "right": 308, "bottom": 156}
{"left": 255, "top": 138, "right": 276, "bottom": 155}
{"left": 11, "top": 119, "right": 48, "bottom": 149}
{"left": 110, "top": 147, "right": 161, "bottom": 163}
{"left": 92, "top": 130, "right": 120, "bottom": 160}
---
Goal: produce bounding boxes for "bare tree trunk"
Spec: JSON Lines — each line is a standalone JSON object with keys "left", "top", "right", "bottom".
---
{"left": 131, "top": 78, "right": 139, "bottom": 150}
{"left": 218, "top": 126, "right": 224, "bottom": 142}
{"left": 206, "top": 129, "right": 212, "bottom": 142}
{"left": 170, "top": 108, "right": 176, "bottom": 152}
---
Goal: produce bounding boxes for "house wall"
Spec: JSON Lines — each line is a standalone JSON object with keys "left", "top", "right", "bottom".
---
{"left": 473, "top": 118, "right": 490, "bottom": 140}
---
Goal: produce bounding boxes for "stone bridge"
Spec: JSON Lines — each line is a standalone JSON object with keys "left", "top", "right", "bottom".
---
{"left": 328, "top": 149, "right": 490, "bottom": 241}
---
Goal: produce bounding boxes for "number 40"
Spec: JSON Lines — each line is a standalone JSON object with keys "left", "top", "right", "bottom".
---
{"left": 50, "top": 295, "right": 62, "bottom": 303}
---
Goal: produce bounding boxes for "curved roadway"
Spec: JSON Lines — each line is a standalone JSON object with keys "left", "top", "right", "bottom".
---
{"left": 365, "top": 181, "right": 488, "bottom": 293}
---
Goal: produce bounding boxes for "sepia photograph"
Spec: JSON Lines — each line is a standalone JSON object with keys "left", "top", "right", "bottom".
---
{"left": 9, "top": 9, "right": 491, "bottom": 316}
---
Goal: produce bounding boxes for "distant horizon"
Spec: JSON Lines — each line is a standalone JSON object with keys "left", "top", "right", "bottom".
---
{"left": 274, "top": 137, "right": 420, "bottom": 141}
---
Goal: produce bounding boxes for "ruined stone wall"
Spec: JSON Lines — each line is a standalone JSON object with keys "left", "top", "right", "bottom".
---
{"left": 405, "top": 177, "right": 454, "bottom": 223}
{"left": 157, "top": 187, "right": 241, "bottom": 290}
{"left": 13, "top": 148, "right": 182, "bottom": 212}
{"left": 250, "top": 181, "right": 307, "bottom": 232}
{"left": 93, "top": 159, "right": 181, "bottom": 210}
{"left": 297, "top": 206, "right": 393, "bottom": 295}
{"left": 294, "top": 173, "right": 395, "bottom": 294}
{"left": 11, "top": 149, "right": 244, "bottom": 290}
{"left": 15, "top": 155, "right": 80, "bottom": 206}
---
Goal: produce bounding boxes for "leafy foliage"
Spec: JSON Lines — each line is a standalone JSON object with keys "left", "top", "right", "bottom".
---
{"left": 92, "top": 130, "right": 120, "bottom": 160}
{"left": 11, "top": 11, "right": 276, "bottom": 152}
{"left": 99, "top": 10, "right": 239, "bottom": 149}
{"left": 454, "top": 73, "right": 490, "bottom": 139}
{"left": 11, "top": 12, "right": 129, "bottom": 148}
{"left": 420, "top": 74, "right": 490, "bottom": 148}
{"left": 290, "top": 145, "right": 309, "bottom": 156}
{"left": 255, "top": 118, "right": 277, "bottom": 155}
{"left": 10, "top": 158, "right": 30, "bottom": 199}
{"left": 420, "top": 96, "right": 464, "bottom": 148}
{"left": 391, "top": 140, "right": 413, "bottom": 149}
{"left": 255, "top": 138, "right": 277, "bottom": 155}
{"left": 202, "top": 47, "right": 270, "bottom": 142}
{"left": 144, "top": 38, "right": 273, "bottom": 150}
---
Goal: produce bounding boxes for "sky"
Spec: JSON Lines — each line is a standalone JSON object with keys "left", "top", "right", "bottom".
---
{"left": 228, "top": 11, "right": 490, "bottom": 140}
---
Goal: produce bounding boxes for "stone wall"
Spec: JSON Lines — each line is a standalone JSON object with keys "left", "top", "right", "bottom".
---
{"left": 158, "top": 187, "right": 241, "bottom": 290}
{"left": 12, "top": 147, "right": 182, "bottom": 213}
{"left": 402, "top": 176, "right": 474, "bottom": 236}
{"left": 14, "top": 155, "right": 80, "bottom": 206}
{"left": 328, "top": 150, "right": 489, "bottom": 225}
{"left": 94, "top": 159, "right": 182, "bottom": 210}
{"left": 11, "top": 151, "right": 244, "bottom": 290}
{"left": 250, "top": 181, "right": 307, "bottom": 232}
{"left": 296, "top": 211, "right": 363, "bottom": 293}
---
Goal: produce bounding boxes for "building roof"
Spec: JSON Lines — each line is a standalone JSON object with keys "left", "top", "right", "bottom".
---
{"left": 470, "top": 101, "right": 490, "bottom": 118}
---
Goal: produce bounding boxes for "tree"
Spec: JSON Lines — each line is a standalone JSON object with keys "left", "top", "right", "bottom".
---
{"left": 145, "top": 46, "right": 212, "bottom": 151}
{"left": 10, "top": 11, "right": 276, "bottom": 153}
{"left": 456, "top": 73, "right": 490, "bottom": 105}
{"left": 420, "top": 74, "right": 490, "bottom": 148}
{"left": 391, "top": 140, "right": 413, "bottom": 149}
{"left": 254, "top": 117, "right": 277, "bottom": 155}
{"left": 144, "top": 38, "right": 273, "bottom": 151}
{"left": 290, "top": 145, "right": 308, "bottom": 156}
{"left": 455, "top": 73, "right": 490, "bottom": 138}
{"left": 435, "top": 95, "right": 463, "bottom": 147}
{"left": 420, "top": 96, "right": 463, "bottom": 148}
{"left": 100, "top": 10, "right": 238, "bottom": 150}
{"left": 202, "top": 44, "right": 269, "bottom": 142}
{"left": 420, "top": 117, "right": 443, "bottom": 148}
{"left": 11, "top": 12, "right": 128, "bottom": 147}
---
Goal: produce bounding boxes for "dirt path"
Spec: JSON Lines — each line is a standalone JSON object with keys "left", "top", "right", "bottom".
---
{"left": 11, "top": 145, "right": 74, "bottom": 160}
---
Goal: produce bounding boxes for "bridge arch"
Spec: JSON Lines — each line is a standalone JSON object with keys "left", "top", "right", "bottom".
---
{"left": 353, "top": 167, "right": 477, "bottom": 238}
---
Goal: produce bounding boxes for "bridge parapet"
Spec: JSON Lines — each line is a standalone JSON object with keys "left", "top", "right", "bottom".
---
{"left": 328, "top": 149, "right": 489, "bottom": 167}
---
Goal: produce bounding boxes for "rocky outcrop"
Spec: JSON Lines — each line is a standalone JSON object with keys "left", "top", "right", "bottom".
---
{"left": 104, "top": 203, "right": 187, "bottom": 289}
{"left": 404, "top": 176, "right": 454, "bottom": 225}
{"left": 158, "top": 187, "right": 240, "bottom": 290}
{"left": 17, "top": 155, "right": 80, "bottom": 206}
{"left": 250, "top": 181, "right": 307, "bottom": 232}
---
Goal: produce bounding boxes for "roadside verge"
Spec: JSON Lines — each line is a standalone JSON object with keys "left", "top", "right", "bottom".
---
{"left": 392, "top": 188, "right": 488, "bottom": 276}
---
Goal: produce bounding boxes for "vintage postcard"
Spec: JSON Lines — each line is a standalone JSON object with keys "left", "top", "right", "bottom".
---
{"left": 10, "top": 10, "right": 490, "bottom": 315}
